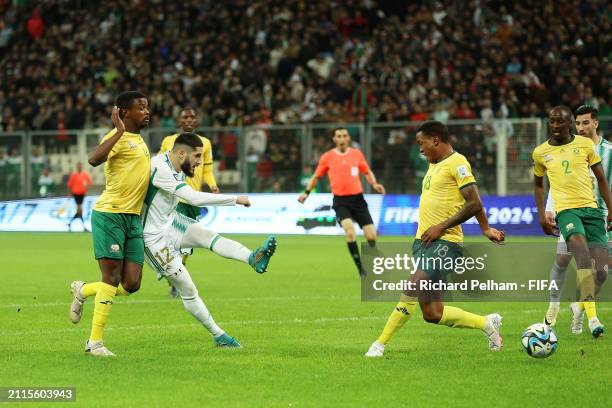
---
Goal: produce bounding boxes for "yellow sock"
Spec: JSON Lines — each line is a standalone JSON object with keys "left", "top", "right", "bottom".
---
{"left": 582, "top": 302, "right": 597, "bottom": 320}
{"left": 576, "top": 268, "right": 595, "bottom": 301}
{"left": 81, "top": 282, "right": 102, "bottom": 298}
{"left": 89, "top": 283, "right": 117, "bottom": 341}
{"left": 377, "top": 295, "right": 417, "bottom": 345}
{"left": 438, "top": 306, "right": 486, "bottom": 330}
{"left": 115, "top": 283, "right": 131, "bottom": 296}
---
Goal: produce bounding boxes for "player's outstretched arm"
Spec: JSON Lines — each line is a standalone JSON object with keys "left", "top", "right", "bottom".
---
{"left": 88, "top": 107, "right": 125, "bottom": 167}
{"left": 365, "top": 169, "right": 385, "bottom": 194}
{"left": 420, "top": 184, "right": 483, "bottom": 245}
{"left": 592, "top": 163, "right": 612, "bottom": 231}
{"left": 298, "top": 175, "right": 320, "bottom": 203}
{"left": 175, "top": 186, "right": 242, "bottom": 207}
{"left": 534, "top": 175, "right": 556, "bottom": 235}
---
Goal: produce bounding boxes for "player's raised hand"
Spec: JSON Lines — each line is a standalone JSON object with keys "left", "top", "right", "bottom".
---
{"left": 483, "top": 227, "right": 505, "bottom": 245}
{"left": 373, "top": 183, "right": 385, "bottom": 195}
{"left": 211, "top": 186, "right": 220, "bottom": 193}
{"left": 111, "top": 106, "right": 125, "bottom": 134}
{"left": 297, "top": 193, "right": 308, "bottom": 203}
{"left": 236, "top": 196, "right": 251, "bottom": 207}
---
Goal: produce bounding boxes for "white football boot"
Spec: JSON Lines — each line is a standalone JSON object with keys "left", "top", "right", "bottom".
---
{"left": 364, "top": 341, "right": 385, "bottom": 357}
{"left": 544, "top": 301, "right": 560, "bottom": 326}
{"left": 85, "top": 339, "right": 115, "bottom": 357}
{"left": 69, "top": 281, "right": 86, "bottom": 324}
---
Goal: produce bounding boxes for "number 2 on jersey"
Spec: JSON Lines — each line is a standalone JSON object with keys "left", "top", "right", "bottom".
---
{"left": 561, "top": 160, "right": 572, "bottom": 174}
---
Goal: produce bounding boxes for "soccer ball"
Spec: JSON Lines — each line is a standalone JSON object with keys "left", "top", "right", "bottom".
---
{"left": 521, "top": 323, "right": 558, "bottom": 358}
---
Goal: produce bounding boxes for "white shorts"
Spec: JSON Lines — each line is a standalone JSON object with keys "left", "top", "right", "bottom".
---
{"left": 144, "top": 212, "right": 197, "bottom": 280}
{"left": 556, "top": 233, "right": 612, "bottom": 255}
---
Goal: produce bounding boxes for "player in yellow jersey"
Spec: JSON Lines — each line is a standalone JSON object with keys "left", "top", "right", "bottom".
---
{"left": 533, "top": 106, "right": 612, "bottom": 338}
{"left": 159, "top": 107, "right": 218, "bottom": 297}
{"left": 68, "top": 91, "right": 151, "bottom": 356}
{"left": 365, "top": 121, "right": 505, "bottom": 357}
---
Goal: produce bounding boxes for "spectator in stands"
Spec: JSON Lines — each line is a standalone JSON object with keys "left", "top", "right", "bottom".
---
{"left": 6, "top": 148, "right": 22, "bottom": 199}
{"left": 38, "top": 167, "right": 54, "bottom": 197}
{"left": 30, "top": 145, "right": 46, "bottom": 195}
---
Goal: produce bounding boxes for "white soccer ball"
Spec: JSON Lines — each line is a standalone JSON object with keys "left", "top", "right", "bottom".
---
{"left": 521, "top": 323, "right": 558, "bottom": 358}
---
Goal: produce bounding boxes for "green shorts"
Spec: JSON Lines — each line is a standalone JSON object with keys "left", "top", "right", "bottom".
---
{"left": 556, "top": 207, "right": 607, "bottom": 248}
{"left": 91, "top": 210, "right": 144, "bottom": 265}
{"left": 412, "top": 239, "right": 463, "bottom": 281}
{"left": 176, "top": 202, "right": 201, "bottom": 221}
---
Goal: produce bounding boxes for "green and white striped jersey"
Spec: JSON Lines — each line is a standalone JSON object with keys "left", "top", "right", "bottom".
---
{"left": 594, "top": 136, "right": 612, "bottom": 211}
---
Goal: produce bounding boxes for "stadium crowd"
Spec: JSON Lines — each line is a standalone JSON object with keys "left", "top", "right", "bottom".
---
{"left": 0, "top": 0, "right": 610, "bottom": 195}
{"left": 1, "top": 0, "right": 610, "bottom": 131}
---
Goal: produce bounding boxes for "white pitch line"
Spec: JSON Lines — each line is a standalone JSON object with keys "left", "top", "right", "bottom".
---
{"left": 0, "top": 316, "right": 385, "bottom": 337}
{"left": 2, "top": 307, "right": 611, "bottom": 338}
{"left": 0, "top": 295, "right": 359, "bottom": 309}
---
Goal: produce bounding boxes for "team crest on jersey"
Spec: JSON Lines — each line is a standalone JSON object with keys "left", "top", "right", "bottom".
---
{"left": 544, "top": 154, "right": 553, "bottom": 162}
{"left": 456, "top": 165, "right": 469, "bottom": 179}
{"left": 110, "top": 244, "right": 120, "bottom": 252}
{"left": 173, "top": 173, "right": 184, "bottom": 181}
{"left": 128, "top": 141, "right": 138, "bottom": 150}
{"left": 573, "top": 148, "right": 580, "bottom": 155}
{"left": 566, "top": 223, "right": 574, "bottom": 231}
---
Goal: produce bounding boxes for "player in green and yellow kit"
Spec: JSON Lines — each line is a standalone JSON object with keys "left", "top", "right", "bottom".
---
{"left": 159, "top": 107, "right": 218, "bottom": 297}
{"left": 365, "top": 121, "right": 505, "bottom": 357}
{"left": 68, "top": 91, "right": 151, "bottom": 356}
{"left": 534, "top": 105, "right": 612, "bottom": 338}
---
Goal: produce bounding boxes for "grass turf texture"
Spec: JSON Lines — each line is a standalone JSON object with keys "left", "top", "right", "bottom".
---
{"left": 0, "top": 233, "right": 610, "bottom": 407}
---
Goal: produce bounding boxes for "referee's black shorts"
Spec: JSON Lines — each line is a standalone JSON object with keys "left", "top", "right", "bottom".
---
{"left": 73, "top": 194, "right": 85, "bottom": 205}
{"left": 332, "top": 194, "right": 374, "bottom": 227}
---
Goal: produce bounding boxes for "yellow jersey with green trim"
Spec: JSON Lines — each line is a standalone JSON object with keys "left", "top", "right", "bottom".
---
{"left": 159, "top": 133, "right": 216, "bottom": 192}
{"left": 533, "top": 135, "right": 600, "bottom": 213}
{"left": 94, "top": 129, "right": 150, "bottom": 214}
{"left": 416, "top": 152, "right": 476, "bottom": 243}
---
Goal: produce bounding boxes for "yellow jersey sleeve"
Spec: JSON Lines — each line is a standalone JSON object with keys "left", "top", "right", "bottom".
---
{"left": 532, "top": 148, "right": 545, "bottom": 177}
{"left": 452, "top": 156, "right": 476, "bottom": 189}
{"left": 101, "top": 129, "right": 120, "bottom": 161}
{"left": 201, "top": 136, "right": 217, "bottom": 188}
{"left": 159, "top": 134, "right": 178, "bottom": 154}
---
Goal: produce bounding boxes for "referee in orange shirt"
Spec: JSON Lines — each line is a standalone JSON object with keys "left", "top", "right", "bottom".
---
{"left": 299, "top": 127, "right": 385, "bottom": 276}
{"left": 67, "top": 162, "right": 93, "bottom": 231}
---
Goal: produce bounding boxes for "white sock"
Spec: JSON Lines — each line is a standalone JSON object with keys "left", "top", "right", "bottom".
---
{"left": 182, "top": 295, "right": 224, "bottom": 337}
{"left": 167, "top": 267, "right": 224, "bottom": 337}
{"left": 181, "top": 224, "right": 251, "bottom": 264}
{"left": 209, "top": 236, "right": 251, "bottom": 263}
{"left": 549, "top": 262, "right": 567, "bottom": 302}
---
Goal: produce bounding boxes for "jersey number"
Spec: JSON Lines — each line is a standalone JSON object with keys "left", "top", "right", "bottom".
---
{"left": 154, "top": 247, "right": 175, "bottom": 268}
{"left": 562, "top": 160, "right": 572, "bottom": 174}
{"left": 424, "top": 175, "right": 432, "bottom": 190}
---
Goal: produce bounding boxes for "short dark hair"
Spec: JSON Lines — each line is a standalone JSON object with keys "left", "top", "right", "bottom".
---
{"left": 173, "top": 132, "right": 203, "bottom": 151}
{"left": 180, "top": 107, "right": 197, "bottom": 114}
{"left": 417, "top": 121, "right": 449, "bottom": 142}
{"left": 575, "top": 105, "right": 598, "bottom": 119}
{"left": 332, "top": 127, "right": 348, "bottom": 137}
{"left": 550, "top": 105, "right": 572, "bottom": 118}
{"left": 115, "top": 91, "right": 146, "bottom": 109}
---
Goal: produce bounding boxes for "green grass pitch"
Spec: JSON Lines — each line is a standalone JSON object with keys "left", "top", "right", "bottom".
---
{"left": 0, "top": 233, "right": 610, "bottom": 407}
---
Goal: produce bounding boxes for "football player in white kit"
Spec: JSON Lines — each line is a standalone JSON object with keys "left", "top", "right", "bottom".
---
{"left": 142, "top": 132, "right": 277, "bottom": 347}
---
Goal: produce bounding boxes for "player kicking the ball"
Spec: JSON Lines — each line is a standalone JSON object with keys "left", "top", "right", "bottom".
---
{"left": 142, "top": 132, "right": 276, "bottom": 347}
{"left": 365, "top": 121, "right": 505, "bottom": 357}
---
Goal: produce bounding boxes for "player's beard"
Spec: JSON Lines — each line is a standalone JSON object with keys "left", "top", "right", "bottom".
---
{"left": 181, "top": 160, "right": 195, "bottom": 177}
